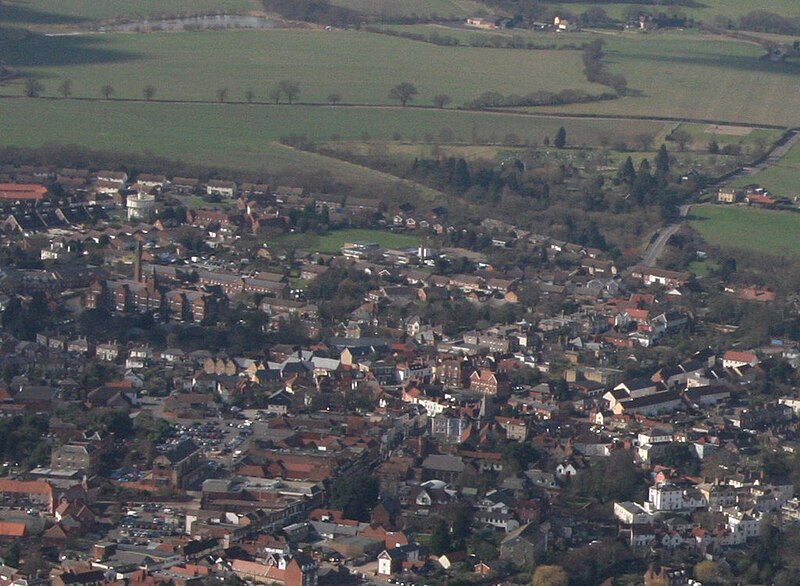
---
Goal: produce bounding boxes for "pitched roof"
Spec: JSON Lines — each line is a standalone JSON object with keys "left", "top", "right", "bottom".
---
{"left": 0, "top": 184, "right": 48, "bottom": 201}
{"left": 163, "top": 439, "right": 200, "bottom": 464}
{"left": 723, "top": 350, "right": 757, "bottom": 364}
{"left": 0, "top": 479, "right": 52, "bottom": 495}
{"left": 0, "top": 522, "right": 25, "bottom": 537}
{"left": 421, "top": 454, "right": 465, "bottom": 472}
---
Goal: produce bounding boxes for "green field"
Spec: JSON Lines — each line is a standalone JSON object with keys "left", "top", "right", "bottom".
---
{"left": 373, "top": 23, "right": 593, "bottom": 47}
{"left": 530, "top": 32, "right": 800, "bottom": 127}
{"left": 0, "top": 96, "right": 667, "bottom": 159}
{"left": 541, "top": 1, "right": 800, "bottom": 21}
{"left": 1, "top": 0, "right": 261, "bottom": 24}
{"left": 8, "top": 0, "right": 800, "bottom": 25}
{"left": 322, "top": 142, "right": 528, "bottom": 162}
{"left": 275, "top": 228, "right": 422, "bottom": 253}
{"left": 732, "top": 139, "right": 800, "bottom": 197}
{"left": 1, "top": 28, "right": 604, "bottom": 104}
{"left": 331, "top": 0, "right": 486, "bottom": 19}
{"left": 689, "top": 204, "right": 800, "bottom": 258}
{"left": 670, "top": 123, "right": 784, "bottom": 149}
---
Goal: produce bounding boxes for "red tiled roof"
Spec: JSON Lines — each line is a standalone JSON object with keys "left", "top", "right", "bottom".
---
{"left": 0, "top": 184, "right": 48, "bottom": 201}
{"left": 0, "top": 522, "right": 25, "bottom": 537}
{"left": 723, "top": 350, "right": 756, "bottom": 364}
{"left": 0, "top": 479, "right": 52, "bottom": 495}
{"left": 231, "top": 560, "right": 285, "bottom": 581}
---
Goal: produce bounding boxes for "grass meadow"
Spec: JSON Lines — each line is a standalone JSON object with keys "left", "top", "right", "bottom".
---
{"left": 1, "top": 0, "right": 261, "bottom": 24}
{"left": 320, "top": 142, "right": 529, "bottom": 163}
{"left": 7, "top": 0, "right": 800, "bottom": 24}
{"left": 330, "top": 0, "right": 486, "bottom": 19}
{"left": 671, "top": 123, "right": 784, "bottom": 149}
{"left": 689, "top": 204, "right": 800, "bottom": 258}
{"left": 0, "top": 97, "right": 666, "bottom": 175}
{"left": 539, "top": 1, "right": 800, "bottom": 21}
{"left": 732, "top": 140, "right": 800, "bottom": 197}
{"left": 530, "top": 32, "right": 800, "bottom": 127}
{"left": 372, "top": 23, "right": 593, "bottom": 47}
{"left": 0, "top": 28, "right": 603, "bottom": 104}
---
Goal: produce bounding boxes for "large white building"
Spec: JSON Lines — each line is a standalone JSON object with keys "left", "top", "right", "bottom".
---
{"left": 127, "top": 192, "right": 157, "bottom": 222}
{"left": 649, "top": 483, "right": 684, "bottom": 511}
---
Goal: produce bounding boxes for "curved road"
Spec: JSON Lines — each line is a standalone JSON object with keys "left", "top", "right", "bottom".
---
{"left": 640, "top": 205, "right": 691, "bottom": 267}
{"left": 638, "top": 129, "right": 800, "bottom": 267}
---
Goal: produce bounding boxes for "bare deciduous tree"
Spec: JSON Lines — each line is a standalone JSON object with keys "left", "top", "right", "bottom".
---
{"left": 24, "top": 78, "right": 44, "bottom": 98}
{"left": 277, "top": 80, "right": 300, "bottom": 104}
{"left": 389, "top": 82, "right": 418, "bottom": 106}
{"left": 58, "top": 79, "right": 72, "bottom": 98}
{"left": 432, "top": 94, "right": 452, "bottom": 108}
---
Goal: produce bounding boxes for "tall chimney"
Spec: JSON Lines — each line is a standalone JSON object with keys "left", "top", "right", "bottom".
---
{"left": 133, "top": 240, "right": 143, "bottom": 283}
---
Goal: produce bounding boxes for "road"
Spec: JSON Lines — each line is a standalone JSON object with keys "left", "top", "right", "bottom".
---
{"left": 637, "top": 129, "right": 799, "bottom": 267}
{"left": 638, "top": 204, "right": 691, "bottom": 267}
{"left": 732, "top": 129, "right": 800, "bottom": 181}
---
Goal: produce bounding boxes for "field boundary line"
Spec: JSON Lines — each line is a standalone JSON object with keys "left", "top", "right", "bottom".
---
{"left": 0, "top": 95, "right": 789, "bottom": 130}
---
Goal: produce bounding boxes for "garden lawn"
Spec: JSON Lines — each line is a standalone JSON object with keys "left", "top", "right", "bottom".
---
{"left": 687, "top": 260, "right": 718, "bottom": 278}
{"left": 275, "top": 229, "right": 422, "bottom": 254}
{"left": 689, "top": 205, "right": 800, "bottom": 259}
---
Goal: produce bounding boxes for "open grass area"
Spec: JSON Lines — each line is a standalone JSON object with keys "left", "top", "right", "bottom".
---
{"left": 1, "top": 0, "right": 261, "bottom": 24}
{"left": 373, "top": 23, "right": 593, "bottom": 47}
{"left": 11, "top": 0, "right": 798, "bottom": 27}
{"left": 321, "top": 142, "right": 528, "bottom": 162}
{"left": 0, "top": 98, "right": 463, "bottom": 195}
{"left": 732, "top": 139, "right": 800, "bottom": 198}
{"left": 529, "top": 31, "right": 800, "bottom": 127}
{"left": 688, "top": 259, "right": 718, "bottom": 278}
{"left": 275, "top": 228, "right": 422, "bottom": 254}
{"left": 0, "top": 97, "right": 668, "bottom": 165}
{"left": 671, "top": 123, "right": 784, "bottom": 149}
{"left": 0, "top": 28, "right": 604, "bottom": 104}
{"left": 688, "top": 204, "right": 800, "bottom": 259}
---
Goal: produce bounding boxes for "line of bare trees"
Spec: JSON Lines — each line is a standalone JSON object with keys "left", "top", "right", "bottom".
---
{"left": 22, "top": 76, "right": 457, "bottom": 111}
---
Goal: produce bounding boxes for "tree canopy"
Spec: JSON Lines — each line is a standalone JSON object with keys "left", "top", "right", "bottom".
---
{"left": 330, "top": 473, "right": 379, "bottom": 521}
{"left": 554, "top": 126, "right": 567, "bottom": 149}
{"left": 389, "top": 82, "right": 418, "bottom": 106}
{"left": 277, "top": 80, "right": 301, "bottom": 104}
{"left": 430, "top": 518, "right": 452, "bottom": 555}
{"left": 532, "top": 565, "right": 568, "bottom": 586}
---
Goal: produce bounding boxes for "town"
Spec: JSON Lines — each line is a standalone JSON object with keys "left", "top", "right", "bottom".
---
{"left": 0, "top": 161, "right": 794, "bottom": 586}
